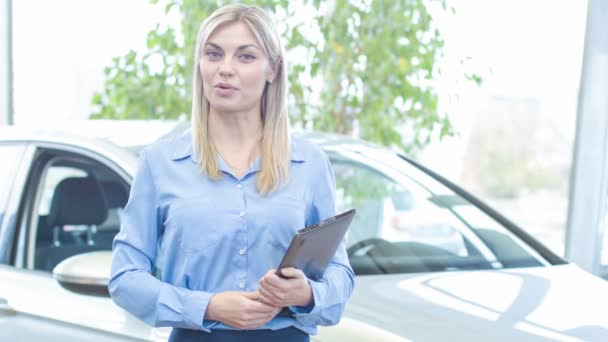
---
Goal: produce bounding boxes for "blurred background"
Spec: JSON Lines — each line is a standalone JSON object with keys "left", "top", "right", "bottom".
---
{"left": 4, "top": 0, "right": 591, "bottom": 260}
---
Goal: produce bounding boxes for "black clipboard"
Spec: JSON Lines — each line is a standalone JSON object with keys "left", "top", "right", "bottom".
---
{"left": 275, "top": 208, "right": 356, "bottom": 281}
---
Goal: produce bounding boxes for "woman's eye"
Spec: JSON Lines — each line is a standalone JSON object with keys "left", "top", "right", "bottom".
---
{"left": 240, "top": 54, "right": 256, "bottom": 61}
{"left": 206, "top": 51, "right": 222, "bottom": 60}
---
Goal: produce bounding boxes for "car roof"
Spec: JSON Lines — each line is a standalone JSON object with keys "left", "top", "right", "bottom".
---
{"left": 0, "top": 120, "right": 189, "bottom": 150}
{"left": 0, "top": 119, "right": 389, "bottom": 154}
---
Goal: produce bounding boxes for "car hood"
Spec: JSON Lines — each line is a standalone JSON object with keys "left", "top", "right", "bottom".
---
{"left": 342, "top": 264, "right": 608, "bottom": 341}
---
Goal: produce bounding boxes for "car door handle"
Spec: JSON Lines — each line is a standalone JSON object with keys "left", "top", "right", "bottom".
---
{"left": 0, "top": 298, "right": 17, "bottom": 317}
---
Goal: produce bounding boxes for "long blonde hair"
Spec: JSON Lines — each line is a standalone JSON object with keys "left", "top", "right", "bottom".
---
{"left": 190, "top": 4, "right": 290, "bottom": 195}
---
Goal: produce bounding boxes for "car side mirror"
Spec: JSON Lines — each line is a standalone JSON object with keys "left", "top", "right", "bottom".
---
{"left": 52, "top": 251, "right": 112, "bottom": 297}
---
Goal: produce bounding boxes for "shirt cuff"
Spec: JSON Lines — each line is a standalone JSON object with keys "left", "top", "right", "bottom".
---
{"left": 290, "top": 278, "right": 324, "bottom": 318}
{"left": 183, "top": 290, "right": 216, "bottom": 332}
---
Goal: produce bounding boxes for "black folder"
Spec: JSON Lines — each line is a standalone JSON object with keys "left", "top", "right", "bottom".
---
{"left": 275, "top": 208, "right": 356, "bottom": 281}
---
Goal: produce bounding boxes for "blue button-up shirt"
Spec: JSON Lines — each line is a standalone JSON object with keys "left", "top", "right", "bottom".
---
{"left": 109, "top": 129, "right": 355, "bottom": 335}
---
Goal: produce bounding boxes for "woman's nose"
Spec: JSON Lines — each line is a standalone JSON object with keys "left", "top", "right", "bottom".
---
{"left": 219, "top": 68, "right": 233, "bottom": 77}
{"left": 218, "top": 58, "right": 234, "bottom": 77}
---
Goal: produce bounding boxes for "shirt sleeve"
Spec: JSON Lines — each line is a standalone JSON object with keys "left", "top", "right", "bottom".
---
{"left": 289, "top": 151, "right": 356, "bottom": 326}
{"left": 108, "top": 148, "right": 215, "bottom": 332}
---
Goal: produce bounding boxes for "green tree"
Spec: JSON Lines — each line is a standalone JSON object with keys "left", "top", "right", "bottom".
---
{"left": 91, "top": 0, "right": 465, "bottom": 152}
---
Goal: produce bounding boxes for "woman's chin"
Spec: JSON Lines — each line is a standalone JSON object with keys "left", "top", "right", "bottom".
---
{"left": 209, "top": 100, "right": 258, "bottom": 115}
{"left": 209, "top": 101, "right": 241, "bottom": 114}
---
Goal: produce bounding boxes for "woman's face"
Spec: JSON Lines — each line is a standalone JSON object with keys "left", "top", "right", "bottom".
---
{"left": 200, "top": 21, "right": 273, "bottom": 115}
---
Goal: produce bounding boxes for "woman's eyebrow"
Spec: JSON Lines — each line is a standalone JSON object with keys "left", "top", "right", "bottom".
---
{"left": 205, "top": 42, "right": 260, "bottom": 51}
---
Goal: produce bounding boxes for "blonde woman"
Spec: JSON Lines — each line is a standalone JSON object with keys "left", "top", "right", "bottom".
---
{"left": 109, "top": 4, "right": 354, "bottom": 342}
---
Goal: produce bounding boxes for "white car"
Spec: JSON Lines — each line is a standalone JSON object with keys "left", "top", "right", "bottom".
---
{"left": 1, "top": 120, "right": 607, "bottom": 341}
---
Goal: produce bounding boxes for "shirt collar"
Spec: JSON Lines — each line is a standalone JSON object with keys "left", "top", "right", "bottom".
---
{"left": 170, "top": 129, "right": 306, "bottom": 164}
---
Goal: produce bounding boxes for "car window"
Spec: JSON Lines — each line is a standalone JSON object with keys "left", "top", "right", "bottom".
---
{"left": 0, "top": 144, "right": 25, "bottom": 224}
{"left": 37, "top": 167, "right": 88, "bottom": 216}
{"left": 329, "top": 148, "right": 547, "bottom": 275}
{"left": 31, "top": 155, "right": 128, "bottom": 272}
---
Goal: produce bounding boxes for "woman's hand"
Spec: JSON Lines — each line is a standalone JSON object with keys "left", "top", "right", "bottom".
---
{"left": 257, "top": 268, "right": 313, "bottom": 308}
{"left": 205, "top": 291, "right": 281, "bottom": 330}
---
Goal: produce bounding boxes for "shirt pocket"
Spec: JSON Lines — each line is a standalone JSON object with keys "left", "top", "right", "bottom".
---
{"left": 263, "top": 195, "right": 303, "bottom": 263}
{"left": 165, "top": 196, "right": 220, "bottom": 253}
{"left": 264, "top": 229, "right": 293, "bottom": 270}
{"left": 266, "top": 231, "right": 292, "bottom": 253}
{"left": 265, "top": 192, "right": 307, "bottom": 233}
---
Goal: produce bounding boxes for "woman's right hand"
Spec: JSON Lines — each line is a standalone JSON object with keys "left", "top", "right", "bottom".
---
{"left": 205, "top": 291, "right": 282, "bottom": 330}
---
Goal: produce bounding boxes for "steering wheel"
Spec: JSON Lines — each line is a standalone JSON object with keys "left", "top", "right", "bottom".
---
{"left": 348, "top": 237, "right": 464, "bottom": 274}
{"left": 347, "top": 238, "right": 401, "bottom": 257}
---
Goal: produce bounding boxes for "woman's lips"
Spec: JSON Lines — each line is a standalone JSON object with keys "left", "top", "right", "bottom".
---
{"left": 214, "top": 84, "right": 238, "bottom": 96}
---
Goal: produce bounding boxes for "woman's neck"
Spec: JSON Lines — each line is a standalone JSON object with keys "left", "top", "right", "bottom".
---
{"left": 208, "top": 108, "right": 263, "bottom": 148}
{"left": 208, "top": 108, "right": 263, "bottom": 176}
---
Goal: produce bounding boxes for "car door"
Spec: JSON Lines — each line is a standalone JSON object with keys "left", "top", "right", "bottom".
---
{"left": 0, "top": 142, "right": 170, "bottom": 342}
{"left": 0, "top": 142, "right": 30, "bottom": 326}
{"left": 0, "top": 142, "right": 30, "bottom": 263}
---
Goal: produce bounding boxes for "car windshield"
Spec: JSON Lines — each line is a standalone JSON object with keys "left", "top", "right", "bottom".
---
{"left": 325, "top": 143, "right": 549, "bottom": 275}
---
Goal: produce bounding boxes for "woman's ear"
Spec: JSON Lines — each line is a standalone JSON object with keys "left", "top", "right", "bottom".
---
{"left": 267, "top": 71, "right": 275, "bottom": 83}
{"left": 267, "top": 60, "right": 281, "bottom": 83}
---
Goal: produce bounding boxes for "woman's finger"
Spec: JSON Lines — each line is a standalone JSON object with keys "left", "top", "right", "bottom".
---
{"left": 260, "top": 274, "right": 286, "bottom": 291}
{"left": 258, "top": 286, "right": 280, "bottom": 306}
{"left": 263, "top": 272, "right": 287, "bottom": 287}
{"left": 280, "top": 267, "right": 304, "bottom": 279}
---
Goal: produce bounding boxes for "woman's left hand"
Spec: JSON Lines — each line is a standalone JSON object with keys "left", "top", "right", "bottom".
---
{"left": 257, "top": 268, "right": 313, "bottom": 308}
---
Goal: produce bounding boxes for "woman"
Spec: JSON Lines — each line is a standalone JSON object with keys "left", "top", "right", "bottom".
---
{"left": 108, "top": 4, "right": 355, "bottom": 342}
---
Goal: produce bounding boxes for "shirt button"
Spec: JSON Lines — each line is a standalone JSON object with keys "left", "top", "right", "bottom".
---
{"left": 239, "top": 249, "right": 246, "bottom": 255}
{"left": 236, "top": 183, "right": 242, "bottom": 189}
{"left": 239, "top": 282, "right": 245, "bottom": 289}
{"left": 239, "top": 211, "right": 245, "bottom": 217}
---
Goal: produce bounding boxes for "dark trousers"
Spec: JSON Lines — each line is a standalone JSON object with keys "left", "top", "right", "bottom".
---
{"left": 168, "top": 326, "right": 310, "bottom": 342}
